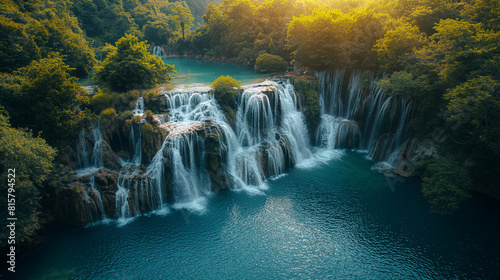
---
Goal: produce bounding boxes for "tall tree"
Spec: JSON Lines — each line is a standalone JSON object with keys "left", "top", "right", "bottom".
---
{"left": 94, "top": 34, "right": 175, "bottom": 91}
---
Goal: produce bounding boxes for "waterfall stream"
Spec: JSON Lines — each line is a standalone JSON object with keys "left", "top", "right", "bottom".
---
{"left": 316, "top": 70, "right": 413, "bottom": 164}
{"left": 152, "top": 46, "right": 163, "bottom": 57}
{"left": 75, "top": 122, "right": 108, "bottom": 222}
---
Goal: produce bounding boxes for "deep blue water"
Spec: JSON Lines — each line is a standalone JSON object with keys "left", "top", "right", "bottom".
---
{"left": 165, "top": 57, "right": 266, "bottom": 84}
{"left": 15, "top": 151, "right": 500, "bottom": 279}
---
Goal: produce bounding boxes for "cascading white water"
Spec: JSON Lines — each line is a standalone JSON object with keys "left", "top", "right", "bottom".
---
{"left": 140, "top": 80, "right": 312, "bottom": 213}
{"left": 129, "top": 124, "right": 142, "bottom": 165}
{"left": 75, "top": 122, "right": 110, "bottom": 222}
{"left": 76, "top": 122, "right": 104, "bottom": 171}
{"left": 91, "top": 121, "right": 104, "bottom": 168}
{"left": 115, "top": 176, "right": 131, "bottom": 222}
{"left": 133, "top": 97, "right": 144, "bottom": 116}
{"left": 233, "top": 81, "right": 311, "bottom": 187}
{"left": 77, "top": 131, "right": 90, "bottom": 168}
{"left": 318, "top": 70, "right": 345, "bottom": 116}
{"left": 169, "top": 130, "right": 211, "bottom": 209}
{"left": 316, "top": 70, "right": 413, "bottom": 166}
{"left": 82, "top": 188, "right": 94, "bottom": 223}
{"left": 316, "top": 115, "right": 360, "bottom": 149}
{"left": 146, "top": 86, "right": 236, "bottom": 210}
{"left": 152, "top": 46, "right": 163, "bottom": 57}
{"left": 88, "top": 80, "right": 312, "bottom": 222}
{"left": 80, "top": 75, "right": 413, "bottom": 223}
{"left": 90, "top": 175, "right": 107, "bottom": 220}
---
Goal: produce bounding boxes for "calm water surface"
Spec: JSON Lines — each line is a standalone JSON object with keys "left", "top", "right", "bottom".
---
{"left": 165, "top": 57, "right": 266, "bottom": 84}
{"left": 15, "top": 151, "right": 500, "bottom": 279}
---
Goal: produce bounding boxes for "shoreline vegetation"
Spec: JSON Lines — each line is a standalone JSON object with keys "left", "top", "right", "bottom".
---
{"left": 1, "top": 0, "right": 499, "bottom": 255}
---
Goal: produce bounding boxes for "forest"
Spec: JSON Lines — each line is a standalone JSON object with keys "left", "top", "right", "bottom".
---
{"left": 0, "top": 0, "right": 499, "bottom": 245}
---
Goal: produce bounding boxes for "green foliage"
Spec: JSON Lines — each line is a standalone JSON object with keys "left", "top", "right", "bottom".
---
{"left": 94, "top": 34, "right": 175, "bottom": 91}
{"left": 144, "top": 90, "right": 162, "bottom": 113}
{"left": 461, "top": 0, "right": 500, "bottom": 31}
{"left": 90, "top": 89, "right": 113, "bottom": 114}
{"left": 141, "top": 122, "right": 154, "bottom": 135}
{"left": 210, "top": 75, "right": 241, "bottom": 110}
{"left": 287, "top": 8, "right": 388, "bottom": 70}
{"left": 0, "top": 114, "right": 56, "bottom": 242}
{"left": 118, "top": 110, "right": 134, "bottom": 125}
{"left": 0, "top": 0, "right": 96, "bottom": 76}
{"left": 293, "top": 76, "right": 321, "bottom": 135}
{"left": 374, "top": 23, "right": 425, "bottom": 72}
{"left": 254, "top": 53, "right": 288, "bottom": 72}
{"left": 0, "top": 54, "right": 94, "bottom": 149}
{"left": 407, "top": 0, "right": 462, "bottom": 35}
{"left": 100, "top": 108, "right": 117, "bottom": 120}
{"left": 415, "top": 19, "right": 500, "bottom": 86}
{"left": 422, "top": 157, "right": 472, "bottom": 214}
{"left": 70, "top": 0, "right": 195, "bottom": 48}
{"left": 144, "top": 110, "right": 154, "bottom": 124}
{"left": 210, "top": 75, "right": 241, "bottom": 128}
{"left": 169, "top": 1, "right": 195, "bottom": 41}
{"left": 132, "top": 115, "right": 142, "bottom": 123}
{"left": 188, "top": 0, "right": 298, "bottom": 64}
{"left": 376, "top": 70, "right": 430, "bottom": 96}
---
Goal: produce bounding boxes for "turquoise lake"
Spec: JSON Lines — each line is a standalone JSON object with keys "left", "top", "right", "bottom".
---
{"left": 165, "top": 57, "right": 266, "bottom": 84}
{"left": 15, "top": 150, "right": 500, "bottom": 279}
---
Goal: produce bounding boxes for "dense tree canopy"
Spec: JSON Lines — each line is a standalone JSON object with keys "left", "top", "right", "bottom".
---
{"left": 422, "top": 158, "right": 472, "bottom": 214}
{"left": 71, "top": 0, "right": 194, "bottom": 48}
{"left": 287, "top": 8, "right": 389, "bottom": 70}
{"left": 254, "top": 53, "right": 288, "bottom": 73}
{"left": 0, "top": 0, "right": 96, "bottom": 76}
{"left": 0, "top": 113, "right": 56, "bottom": 241}
{"left": 0, "top": 54, "right": 93, "bottom": 149}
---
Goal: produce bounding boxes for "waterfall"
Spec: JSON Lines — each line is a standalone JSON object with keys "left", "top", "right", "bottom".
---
{"left": 133, "top": 97, "right": 144, "bottom": 116}
{"left": 77, "top": 131, "right": 90, "bottom": 168}
{"left": 75, "top": 122, "right": 109, "bottom": 223}
{"left": 91, "top": 121, "right": 104, "bottom": 168}
{"left": 90, "top": 175, "right": 107, "bottom": 220}
{"left": 76, "top": 75, "right": 414, "bottom": 224}
{"left": 115, "top": 176, "right": 131, "bottom": 222}
{"left": 318, "top": 70, "right": 345, "bottom": 116}
{"left": 129, "top": 124, "right": 142, "bottom": 165}
{"left": 136, "top": 80, "right": 311, "bottom": 213}
{"left": 82, "top": 188, "right": 94, "bottom": 223}
{"left": 316, "top": 70, "right": 413, "bottom": 165}
{"left": 316, "top": 115, "right": 360, "bottom": 149}
{"left": 76, "top": 122, "right": 104, "bottom": 170}
{"left": 152, "top": 46, "right": 163, "bottom": 57}
{"left": 233, "top": 81, "right": 311, "bottom": 187}
{"left": 169, "top": 130, "right": 211, "bottom": 209}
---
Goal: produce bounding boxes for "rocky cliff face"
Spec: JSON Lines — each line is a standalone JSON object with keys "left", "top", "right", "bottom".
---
{"left": 46, "top": 168, "right": 120, "bottom": 224}
{"left": 392, "top": 138, "right": 439, "bottom": 177}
